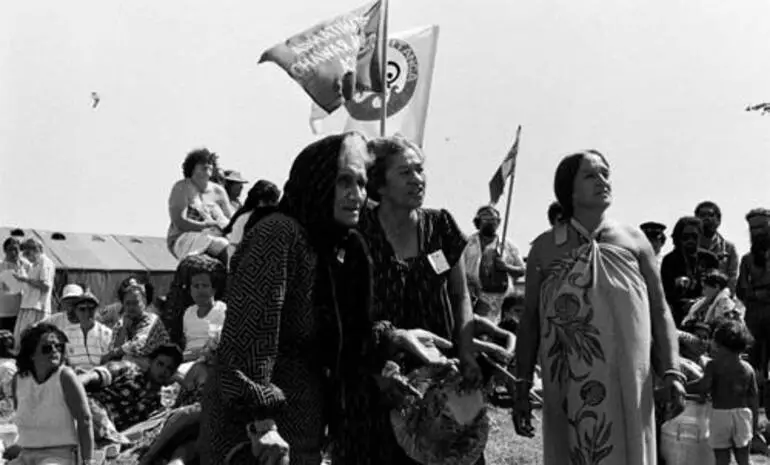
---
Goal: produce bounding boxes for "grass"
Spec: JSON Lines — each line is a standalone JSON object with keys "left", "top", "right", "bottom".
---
{"left": 483, "top": 407, "right": 770, "bottom": 465}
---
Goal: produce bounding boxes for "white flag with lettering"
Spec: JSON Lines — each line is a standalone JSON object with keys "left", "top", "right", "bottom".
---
{"left": 309, "top": 25, "right": 439, "bottom": 146}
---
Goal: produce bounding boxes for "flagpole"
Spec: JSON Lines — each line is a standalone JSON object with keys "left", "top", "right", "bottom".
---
{"left": 498, "top": 125, "right": 521, "bottom": 255}
{"left": 379, "top": 0, "right": 389, "bottom": 136}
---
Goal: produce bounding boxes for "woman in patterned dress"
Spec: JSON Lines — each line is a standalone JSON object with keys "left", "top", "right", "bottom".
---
{"left": 333, "top": 135, "right": 482, "bottom": 465}
{"left": 511, "top": 150, "right": 685, "bottom": 465}
{"left": 198, "top": 133, "right": 446, "bottom": 465}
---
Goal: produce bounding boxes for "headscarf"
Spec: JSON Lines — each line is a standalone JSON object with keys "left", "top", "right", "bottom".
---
{"left": 279, "top": 133, "right": 360, "bottom": 252}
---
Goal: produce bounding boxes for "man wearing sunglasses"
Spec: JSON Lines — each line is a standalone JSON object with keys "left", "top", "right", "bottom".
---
{"left": 640, "top": 221, "right": 667, "bottom": 268}
{"left": 695, "top": 201, "right": 739, "bottom": 294}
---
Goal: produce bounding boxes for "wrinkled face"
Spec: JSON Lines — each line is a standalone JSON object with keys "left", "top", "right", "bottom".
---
{"left": 191, "top": 162, "right": 213, "bottom": 187}
{"left": 378, "top": 147, "right": 426, "bottom": 210}
{"left": 696, "top": 206, "right": 720, "bottom": 234}
{"left": 3, "top": 243, "right": 19, "bottom": 262}
{"left": 32, "top": 332, "right": 65, "bottom": 371}
{"left": 148, "top": 354, "right": 179, "bottom": 386}
{"left": 333, "top": 136, "right": 370, "bottom": 227}
{"left": 74, "top": 300, "right": 97, "bottom": 327}
{"left": 680, "top": 225, "right": 700, "bottom": 253}
{"left": 190, "top": 273, "right": 214, "bottom": 306}
{"left": 122, "top": 288, "right": 147, "bottom": 319}
{"left": 477, "top": 209, "right": 500, "bottom": 236}
{"left": 572, "top": 154, "right": 611, "bottom": 212}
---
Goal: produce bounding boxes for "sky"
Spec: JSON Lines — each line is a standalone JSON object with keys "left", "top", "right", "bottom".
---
{"left": 2, "top": 0, "right": 769, "bottom": 258}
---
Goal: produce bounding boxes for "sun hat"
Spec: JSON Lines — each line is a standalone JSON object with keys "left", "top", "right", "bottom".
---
{"left": 389, "top": 363, "right": 490, "bottom": 465}
{"left": 60, "top": 284, "right": 85, "bottom": 303}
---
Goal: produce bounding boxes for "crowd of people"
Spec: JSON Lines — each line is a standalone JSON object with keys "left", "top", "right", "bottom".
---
{"left": 0, "top": 132, "right": 769, "bottom": 465}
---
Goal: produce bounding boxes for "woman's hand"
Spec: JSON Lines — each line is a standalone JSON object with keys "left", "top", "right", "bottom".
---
{"left": 658, "top": 375, "right": 686, "bottom": 421}
{"left": 510, "top": 380, "right": 536, "bottom": 438}
{"left": 392, "top": 329, "right": 453, "bottom": 366}
{"left": 247, "top": 421, "right": 289, "bottom": 465}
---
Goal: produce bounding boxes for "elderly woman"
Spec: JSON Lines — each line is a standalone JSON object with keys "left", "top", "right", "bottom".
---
{"left": 199, "top": 133, "right": 443, "bottom": 465}
{"left": 12, "top": 323, "right": 94, "bottom": 465}
{"left": 340, "top": 135, "right": 481, "bottom": 465}
{"left": 512, "top": 150, "right": 684, "bottom": 465}
{"left": 102, "top": 277, "right": 170, "bottom": 368}
{"left": 167, "top": 148, "right": 234, "bottom": 262}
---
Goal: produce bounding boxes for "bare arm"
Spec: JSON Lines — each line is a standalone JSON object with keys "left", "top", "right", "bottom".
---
{"left": 61, "top": 367, "right": 94, "bottom": 462}
{"left": 634, "top": 227, "right": 679, "bottom": 376}
{"left": 169, "top": 181, "right": 212, "bottom": 232}
{"left": 214, "top": 183, "right": 235, "bottom": 219}
{"left": 686, "top": 360, "right": 713, "bottom": 395}
{"left": 748, "top": 366, "right": 759, "bottom": 432}
{"left": 447, "top": 258, "right": 476, "bottom": 358}
{"left": 513, "top": 243, "right": 542, "bottom": 382}
{"left": 726, "top": 242, "right": 740, "bottom": 295}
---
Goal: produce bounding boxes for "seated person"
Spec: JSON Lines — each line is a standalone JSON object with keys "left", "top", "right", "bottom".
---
{"left": 48, "top": 288, "right": 112, "bottom": 371}
{"left": 682, "top": 269, "right": 742, "bottom": 329}
{"left": 181, "top": 264, "right": 226, "bottom": 364}
{"left": 103, "top": 278, "right": 170, "bottom": 369}
{"left": 0, "top": 330, "right": 15, "bottom": 401}
{"left": 79, "top": 344, "right": 183, "bottom": 436}
{"left": 97, "top": 281, "right": 158, "bottom": 331}
{"left": 167, "top": 148, "right": 233, "bottom": 263}
{"left": 45, "top": 283, "right": 86, "bottom": 329}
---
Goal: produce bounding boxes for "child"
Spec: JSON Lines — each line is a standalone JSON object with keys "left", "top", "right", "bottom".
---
{"left": 688, "top": 318, "right": 758, "bottom": 465}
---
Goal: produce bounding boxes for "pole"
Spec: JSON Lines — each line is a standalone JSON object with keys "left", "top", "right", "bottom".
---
{"left": 379, "top": 0, "right": 389, "bottom": 136}
{"left": 498, "top": 125, "right": 521, "bottom": 255}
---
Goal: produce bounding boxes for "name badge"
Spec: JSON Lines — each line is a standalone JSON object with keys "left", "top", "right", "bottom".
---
{"left": 427, "top": 250, "right": 451, "bottom": 275}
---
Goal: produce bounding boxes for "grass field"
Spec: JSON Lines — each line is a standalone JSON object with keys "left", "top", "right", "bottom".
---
{"left": 483, "top": 407, "right": 770, "bottom": 465}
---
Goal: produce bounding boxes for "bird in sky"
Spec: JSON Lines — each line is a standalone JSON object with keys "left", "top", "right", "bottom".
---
{"left": 745, "top": 102, "right": 770, "bottom": 115}
{"left": 91, "top": 92, "right": 100, "bottom": 109}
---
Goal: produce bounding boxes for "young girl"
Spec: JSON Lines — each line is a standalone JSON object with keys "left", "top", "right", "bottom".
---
{"left": 688, "top": 318, "right": 758, "bottom": 465}
{"left": 181, "top": 266, "right": 226, "bottom": 363}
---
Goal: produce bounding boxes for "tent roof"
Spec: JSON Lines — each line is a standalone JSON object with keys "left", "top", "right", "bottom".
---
{"left": 113, "top": 235, "right": 177, "bottom": 272}
{"left": 32, "top": 229, "right": 146, "bottom": 271}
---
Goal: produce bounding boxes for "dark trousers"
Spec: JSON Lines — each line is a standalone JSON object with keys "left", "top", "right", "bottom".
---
{"left": 745, "top": 309, "right": 770, "bottom": 406}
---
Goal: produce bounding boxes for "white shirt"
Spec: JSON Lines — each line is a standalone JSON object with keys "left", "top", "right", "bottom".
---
{"left": 228, "top": 211, "right": 253, "bottom": 245}
{"left": 20, "top": 254, "right": 55, "bottom": 313}
{"left": 0, "top": 259, "right": 30, "bottom": 318}
{"left": 183, "top": 301, "right": 226, "bottom": 360}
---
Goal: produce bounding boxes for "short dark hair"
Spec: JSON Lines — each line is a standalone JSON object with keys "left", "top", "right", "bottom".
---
{"left": 116, "top": 276, "right": 154, "bottom": 304}
{"left": 182, "top": 148, "right": 219, "bottom": 179}
{"left": 553, "top": 150, "right": 608, "bottom": 220}
{"left": 712, "top": 318, "right": 753, "bottom": 354}
{"left": 695, "top": 201, "right": 721, "bottom": 220}
{"left": 671, "top": 216, "right": 703, "bottom": 249}
{"left": 2, "top": 237, "right": 20, "bottom": 253}
{"left": 366, "top": 136, "right": 423, "bottom": 203}
{"left": 17, "top": 323, "right": 69, "bottom": 377}
{"left": 149, "top": 343, "right": 184, "bottom": 367}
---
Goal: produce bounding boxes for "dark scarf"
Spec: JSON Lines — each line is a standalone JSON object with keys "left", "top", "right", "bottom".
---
{"left": 278, "top": 134, "right": 374, "bottom": 375}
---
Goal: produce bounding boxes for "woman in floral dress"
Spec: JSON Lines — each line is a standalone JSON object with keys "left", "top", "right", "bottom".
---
{"left": 512, "top": 150, "right": 685, "bottom": 465}
{"left": 336, "top": 135, "right": 482, "bottom": 465}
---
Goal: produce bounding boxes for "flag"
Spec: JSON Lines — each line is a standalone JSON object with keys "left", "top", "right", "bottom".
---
{"left": 309, "top": 24, "right": 440, "bottom": 146}
{"left": 259, "top": 0, "right": 384, "bottom": 114}
{"left": 489, "top": 126, "right": 522, "bottom": 205}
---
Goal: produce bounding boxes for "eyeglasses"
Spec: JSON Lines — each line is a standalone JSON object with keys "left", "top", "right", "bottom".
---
{"left": 75, "top": 305, "right": 97, "bottom": 313}
{"left": 40, "top": 343, "right": 65, "bottom": 355}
